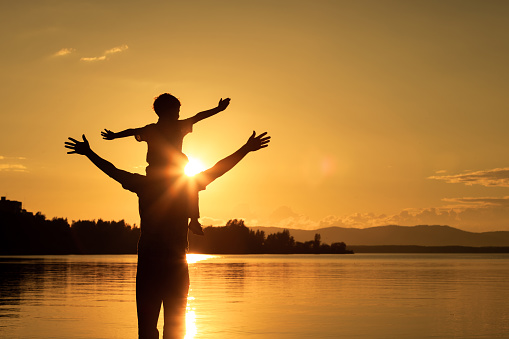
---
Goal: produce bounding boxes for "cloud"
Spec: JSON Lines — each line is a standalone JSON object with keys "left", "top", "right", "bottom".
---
{"left": 267, "top": 206, "right": 320, "bottom": 229}
{"left": 269, "top": 206, "right": 300, "bottom": 221}
{"left": 1, "top": 156, "right": 26, "bottom": 160}
{"left": 0, "top": 156, "right": 27, "bottom": 172}
{"left": 442, "top": 196, "right": 509, "bottom": 208}
{"left": 105, "top": 44, "right": 128, "bottom": 54}
{"left": 0, "top": 164, "right": 27, "bottom": 172}
{"left": 270, "top": 214, "right": 318, "bottom": 229}
{"left": 80, "top": 44, "right": 129, "bottom": 62}
{"left": 80, "top": 56, "right": 107, "bottom": 62}
{"left": 429, "top": 167, "right": 509, "bottom": 187}
{"left": 257, "top": 197, "right": 509, "bottom": 232}
{"left": 381, "top": 208, "right": 460, "bottom": 228}
{"left": 318, "top": 212, "right": 393, "bottom": 229}
{"left": 199, "top": 216, "right": 226, "bottom": 227}
{"left": 332, "top": 197, "right": 509, "bottom": 232}
{"left": 54, "top": 48, "right": 76, "bottom": 57}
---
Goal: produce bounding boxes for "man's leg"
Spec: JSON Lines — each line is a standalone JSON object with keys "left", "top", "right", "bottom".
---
{"left": 162, "top": 260, "right": 190, "bottom": 339}
{"left": 137, "top": 256, "right": 164, "bottom": 339}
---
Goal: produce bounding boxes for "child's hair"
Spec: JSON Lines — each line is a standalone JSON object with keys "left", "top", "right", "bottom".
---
{"left": 153, "top": 93, "right": 181, "bottom": 117}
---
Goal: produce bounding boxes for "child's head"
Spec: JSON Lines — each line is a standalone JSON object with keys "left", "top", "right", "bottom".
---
{"left": 153, "top": 93, "right": 181, "bottom": 119}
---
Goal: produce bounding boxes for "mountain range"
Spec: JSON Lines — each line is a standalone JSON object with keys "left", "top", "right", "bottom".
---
{"left": 249, "top": 225, "right": 509, "bottom": 247}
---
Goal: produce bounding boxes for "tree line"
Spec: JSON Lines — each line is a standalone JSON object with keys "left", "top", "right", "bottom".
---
{"left": 0, "top": 211, "right": 353, "bottom": 255}
{"left": 0, "top": 210, "right": 139, "bottom": 254}
{"left": 189, "top": 219, "right": 353, "bottom": 254}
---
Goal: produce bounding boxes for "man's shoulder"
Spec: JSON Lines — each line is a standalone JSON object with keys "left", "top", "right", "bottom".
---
{"left": 118, "top": 171, "right": 147, "bottom": 193}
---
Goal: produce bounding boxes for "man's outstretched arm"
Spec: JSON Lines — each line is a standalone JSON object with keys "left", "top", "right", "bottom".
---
{"left": 197, "top": 131, "right": 271, "bottom": 186}
{"left": 65, "top": 134, "right": 130, "bottom": 184}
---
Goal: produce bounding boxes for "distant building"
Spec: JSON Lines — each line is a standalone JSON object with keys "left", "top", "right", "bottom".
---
{"left": 0, "top": 196, "right": 22, "bottom": 214}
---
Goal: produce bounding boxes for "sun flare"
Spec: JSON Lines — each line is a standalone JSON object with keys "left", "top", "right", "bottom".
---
{"left": 184, "top": 157, "right": 205, "bottom": 177}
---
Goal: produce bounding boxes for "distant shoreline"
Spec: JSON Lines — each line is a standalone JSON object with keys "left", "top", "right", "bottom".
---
{"left": 349, "top": 245, "right": 509, "bottom": 253}
{"left": 2, "top": 246, "right": 509, "bottom": 255}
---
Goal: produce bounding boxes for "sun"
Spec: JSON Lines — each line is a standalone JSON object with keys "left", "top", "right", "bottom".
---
{"left": 184, "top": 156, "right": 206, "bottom": 177}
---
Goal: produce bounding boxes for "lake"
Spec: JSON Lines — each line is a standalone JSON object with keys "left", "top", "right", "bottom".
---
{"left": 1, "top": 254, "right": 508, "bottom": 338}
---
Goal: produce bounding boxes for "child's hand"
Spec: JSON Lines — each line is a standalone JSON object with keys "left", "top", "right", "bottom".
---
{"left": 217, "top": 98, "right": 231, "bottom": 111}
{"left": 101, "top": 129, "right": 116, "bottom": 140}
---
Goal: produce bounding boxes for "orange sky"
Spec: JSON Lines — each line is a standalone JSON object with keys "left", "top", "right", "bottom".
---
{"left": 1, "top": 1, "right": 509, "bottom": 232}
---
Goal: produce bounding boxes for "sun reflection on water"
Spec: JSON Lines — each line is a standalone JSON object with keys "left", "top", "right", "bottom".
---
{"left": 186, "top": 254, "right": 216, "bottom": 264}
{"left": 185, "top": 296, "right": 197, "bottom": 339}
{"left": 185, "top": 254, "right": 216, "bottom": 338}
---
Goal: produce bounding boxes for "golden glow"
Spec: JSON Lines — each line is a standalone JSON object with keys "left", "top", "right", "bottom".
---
{"left": 185, "top": 301, "right": 197, "bottom": 339}
{"left": 7, "top": 2, "right": 509, "bottom": 233}
{"left": 184, "top": 157, "right": 206, "bottom": 177}
{"left": 186, "top": 254, "right": 216, "bottom": 264}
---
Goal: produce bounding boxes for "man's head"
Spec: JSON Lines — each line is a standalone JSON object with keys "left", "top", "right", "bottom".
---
{"left": 153, "top": 93, "right": 181, "bottom": 119}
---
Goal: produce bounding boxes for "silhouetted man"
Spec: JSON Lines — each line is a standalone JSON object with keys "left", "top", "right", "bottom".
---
{"left": 65, "top": 131, "right": 270, "bottom": 339}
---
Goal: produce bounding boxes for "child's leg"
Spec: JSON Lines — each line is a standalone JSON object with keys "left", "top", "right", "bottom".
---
{"left": 187, "top": 190, "right": 204, "bottom": 236}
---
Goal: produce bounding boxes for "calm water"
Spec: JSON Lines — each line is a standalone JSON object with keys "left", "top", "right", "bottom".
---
{"left": 1, "top": 254, "right": 508, "bottom": 339}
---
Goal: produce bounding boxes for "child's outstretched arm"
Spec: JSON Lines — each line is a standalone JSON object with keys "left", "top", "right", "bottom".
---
{"left": 101, "top": 128, "right": 142, "bottom": 140}
{"left": 187, "top": 98, "right": 231, "bottom": 125}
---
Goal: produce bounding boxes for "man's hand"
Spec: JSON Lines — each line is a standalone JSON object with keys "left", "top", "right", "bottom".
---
{"left": 65, "top": 134, "right": 92, "bottom": 155}
{"left": 217, "top": 98, "right": 231, "bottom": 111}
{"left": 101, "top": 129, "right": 116, "bottom": 140}
{"left": 244, "top": 131, "right": 271, "bottom": 152}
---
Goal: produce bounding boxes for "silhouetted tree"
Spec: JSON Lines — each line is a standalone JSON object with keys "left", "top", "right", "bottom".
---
{"left": 313, "top": 233, "right": 321, "bottom": 253}
{"left": 71, "top": 219, "right": 139, "bottom": 254}
{"left": 331, "top": 242, "right": 347, "bottom": 253}
{"left": 189, "top": 219, "right": 258, "bottom": 253}
{"left": 248, "top": 229, "right": 265, "bottom": 253}
{"left": 265, "top": 229, "right": 295, "bottom": 253}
